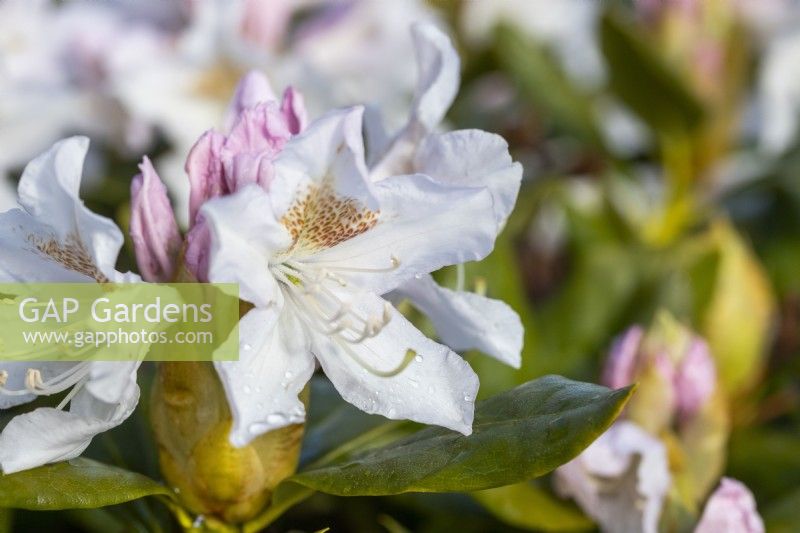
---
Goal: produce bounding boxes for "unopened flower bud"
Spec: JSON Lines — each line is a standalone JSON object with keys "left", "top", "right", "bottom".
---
{"left": 151, "top": 361, "right": 306, "bottom": 523}
{"left": 602, "top": 313, "right": 718, "bottom": 430}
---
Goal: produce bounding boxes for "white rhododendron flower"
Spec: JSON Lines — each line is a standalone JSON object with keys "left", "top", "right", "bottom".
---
{"left": 131, "top": 23, "right": 525, "bottom": 447}
{"left": 0, "top": 0, "right": 167, "bottom": 174}
{"left": 0, "top": 137, "right": 141, "bottom": 473}
{"left": 202, "top": 104, "right": 499, "bottom": 446}
{"left": 368, "top": 24, "right": 524, "bottom": 368}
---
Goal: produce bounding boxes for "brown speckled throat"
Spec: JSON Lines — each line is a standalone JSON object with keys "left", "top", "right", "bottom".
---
{"left": 281, "top": 181, "right": 378, "bottom": 254}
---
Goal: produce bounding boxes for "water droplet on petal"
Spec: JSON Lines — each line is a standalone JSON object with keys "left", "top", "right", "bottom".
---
{"left": 266, "top": 413, "right": 288, "bottom": 425}
{"left": 464, "top": 395, "right": 472, "bottom": 402}
{"left": 414, "top": 354, "right": 423, "bottom": 363}
{"left": 243, "top": 385, "right": 252, "bottom": 394}
{"left": 243, "top": 344, "right": 252, "bottom": 351}
{"left": 388, "top": 407, "right": 397, "bottom": 417}
{"left": 284, "top": 371, "right": 293, "bottom": 379}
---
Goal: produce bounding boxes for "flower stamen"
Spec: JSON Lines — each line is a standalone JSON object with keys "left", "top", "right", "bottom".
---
{"left": 0, "top": 363, "right": 92, "bottom": 409}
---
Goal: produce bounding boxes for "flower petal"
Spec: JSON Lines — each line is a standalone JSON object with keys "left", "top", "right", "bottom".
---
{"left": 270, "top": 106, "right": 377, "bottom": 219}
{"left": 186, "top": 130, "right": 226, "bottom": 225}
{"left": 310, "top": 291, "right": 479, "bottom": 435}
{"left": 0, "top": 362, "right": 78, "bottom": 409}
{"left": 413, "top": 130, "right": 523, "bottom": 226}
{"left": 554, "top": 421, "right": 671, "bottom": 533}
{"left": 16, "top": 137, "right": 123, "bottom": 278}
{"left": 224, "top": 70, "right": 277, "bottom": 131}
{"left": 0, "top": 209, "right": 96, "bottom": 282}
{"left": 392, "top": 274, "right": 522, "bottom": 368}
{"left": 201, "top": 186, "right": 292, "bottom": 307}
{"left": 222, "top": 102, "right": 291, "bottom": 191}
{"left": 407, "top": 23, "right": 460, "bottom": 135}
{"left": 0, "top": 382, "right": 139, "bottom": 473}
{"left": 674, "top": 338, "right": 716, "bottom": 422}
{"left": 280, "top": 86, "right": 308, "bottom": 135}
{"left": 215, "top": 307, "right": 315, "bottom": 447}
{"left": 601, "top": 326, "right": 645, "bottom": 390}
{"left": 85, "top": 361, "right": 140, "bottom": 406}
{"left": 695, "top": 478, "right": 765, "bottom": 533}
{"left": 130, "top": 157, "right": 181, "bottom": 282}
{"left": 308, "top": 173, "right": 497, "bottom": 295}
{"left": 369, "top": 23, "right": 460, "bottom": 178}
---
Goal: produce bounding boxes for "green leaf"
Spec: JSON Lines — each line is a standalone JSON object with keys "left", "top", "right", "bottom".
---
{"left": 700, "top": 220, "right": 775, "bottom": 394}
{"left": 0, "top": 458, "right": 171, "bottom": 510}
{"left": 764, "top": 487, "right": 800, "bottom": 533}
{"left": 300, "top": 377, "right": 408, "bottom": 467}
{"left": 288, "top": 376, "right": 632, "bottom": 496}
{"left": 473, "top": 482, "right": 592, "bottom": 531}
{"left": 600, "top": 9, "right": 704, "bottom": 134}
{"left": 0, "top": 509, "right": 10, "bottom": 533}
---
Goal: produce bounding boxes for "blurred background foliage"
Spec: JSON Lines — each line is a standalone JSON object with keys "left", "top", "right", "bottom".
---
{"left": 2, "top": 0, "right": 800, "bottom": 531}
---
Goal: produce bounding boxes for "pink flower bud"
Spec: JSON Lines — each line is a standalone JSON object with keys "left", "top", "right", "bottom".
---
{"left": 130, "top": 157, "right": 181, "bottom": 282}
{"left": 602, "top": 326, "right": 645, "bottom": 389}
{"left": 695, "top": 478, "right": 764, "bottom": 533}
{"left": 674, "top": 338, "right": 716, "bottom": 422}
{"left": 224, "top": 70, "right": 277, "bottom": 132}
{"left": 186, "top": 74, "right": 308, "bottom": 226}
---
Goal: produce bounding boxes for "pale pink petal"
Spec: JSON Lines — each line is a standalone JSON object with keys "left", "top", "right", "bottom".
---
{"left": 221, "top": 102, "right": 291, "bottom": 191}
{"left": 601, "top": 326, "right": 645, "bottom": 389}
{"left": 130, "top": 157, "right": 181, "bottom": 282}
{"left": 695, "top": 478, "right": 764, "bottom": 533}
{"left": 184, "top": 219, "right": 212, "bottom": 282}
{"left": 281, "top": 86, "right": 308, "bottom": 135}
{"left": 238, "top": 0, "right": 293, "bottom": 51}
{"left": 186, "top": 130, "right": 226, "bottom": 225}
{"left": 224, "top": 70, "right": 277, "bottom": 131}
{"left": 675, "top": 338, "right": 717, "bottom": 422}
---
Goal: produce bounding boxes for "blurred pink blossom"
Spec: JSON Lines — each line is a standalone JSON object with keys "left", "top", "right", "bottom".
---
{"left": 695, "top": 478, "right": 765, "bottom": 533}
{"left": 602, "top": 319, "right": 717, "bottom": 424}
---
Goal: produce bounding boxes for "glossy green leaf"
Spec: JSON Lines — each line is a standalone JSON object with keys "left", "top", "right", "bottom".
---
{"left": 473, "top": 482, "right": 592, "bottom": 531}
{"left": 600, "top": 9, "right": 704, "bottom": 134}
{"left": 287, "top": 376, "right": 632, "bottom": 496}
{"left": 0, "top": 458, "right": 171, "bottom": 510}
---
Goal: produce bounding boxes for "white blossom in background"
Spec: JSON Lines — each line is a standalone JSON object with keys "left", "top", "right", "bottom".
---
{"left": 0, "top": 137, "right": 141, "bottom": 473}
{"left": 117, "top": 0, "right": 439, "bottom": 226}
{"left": 461, "top": 0, "right": 604, "bottom": 88}
{"left": 554, "top": 421, "right": 672, "bottom": 533}
{"left": 0, "top": 0, "right": 168, "bottom": 179}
